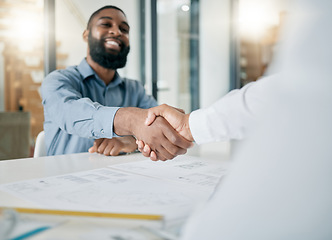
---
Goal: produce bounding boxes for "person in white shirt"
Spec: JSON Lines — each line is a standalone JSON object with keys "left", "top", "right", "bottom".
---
{"left": 140, "top": 0, "right": 332, "bottom": 239}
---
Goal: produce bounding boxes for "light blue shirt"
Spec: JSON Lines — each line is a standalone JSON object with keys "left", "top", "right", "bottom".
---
{"left": 41, "top": 59, "right": 157, "bottom": 156}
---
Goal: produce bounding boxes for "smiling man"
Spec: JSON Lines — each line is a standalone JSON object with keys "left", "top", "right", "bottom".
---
{"left": 41, "top": 5, "right": 192, "bottom": 159}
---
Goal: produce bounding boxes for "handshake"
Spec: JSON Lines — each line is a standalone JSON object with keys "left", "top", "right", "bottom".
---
{"left": 89, "top": 104, "right": 194, "bottom": 161}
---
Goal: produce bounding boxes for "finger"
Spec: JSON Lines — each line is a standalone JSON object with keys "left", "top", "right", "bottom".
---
{"left": 161, "top": 137, "right": 190, "bottom": 157}
{"left": 164, "top": 128, "right": 194, "bottom": 150}
{"left": 143, "top": 144, "right": 151, "bottom": 154}
{"left": 88, "top": 146, "right": 96, "bottom": 153}
{"left": 151, "top": 143, "right": 177, "bottom": 161}
{"left": 137, "top": 140, "right": 144, "bottom": 152}
{"left": 110, "top": 146, "right": 121, "bottom": 156}
{"left": 157, "top": 119, "right": 191, "bottom": 156}
{"left": 157, "top": 140, "right": 187, "bottom": 160}
{"left": 89, "top": 139, "right": 101, "bottom": 153}
{"left": 141, "top": 144, "right": 151, "bottom": 157}
{"left": 150, "top": 151, "right": 158, "bottom": 161}
{"left": 97, "top": 140, "right": 108, "bottom": 153}
{"left": 149, "top": 144, "right": 177, "bottom": 161}
{"left": 148, "top": 118, "right": 189, "bottom": 159}
{"left": 102, "top": 144, "right": 111, "bottom": 156}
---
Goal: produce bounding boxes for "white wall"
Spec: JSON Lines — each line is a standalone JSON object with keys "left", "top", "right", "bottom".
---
{"left": 55, "top": 0, "right": 86, "bottom": 66}
{"left": 155, "top": 1, "right": 181, "bottom": 107}
{"left": 200, "top": 0, "right": 231, "bottom": 108}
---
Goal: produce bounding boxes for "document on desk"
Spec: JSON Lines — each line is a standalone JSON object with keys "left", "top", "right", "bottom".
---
{"left": 111, "top": 155, "right": 228, "bottom": 191}
{"left": 0, "top": 156, "right": 227, "bottom": 221}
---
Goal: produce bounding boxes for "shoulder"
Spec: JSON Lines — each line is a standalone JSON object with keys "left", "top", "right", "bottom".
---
{"left": 44, "top": 66, "right": 82, "bottom": 82}
{"left": 42, "top": 66, "right": 84, "bottom": 94}
{"left": 43, "top": 66, "right": 84, "bottom": 90}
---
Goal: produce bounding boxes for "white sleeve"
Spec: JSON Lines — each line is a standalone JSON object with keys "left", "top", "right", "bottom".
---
{"left": 189, "top": 74, "right": 278, "bottom": 144}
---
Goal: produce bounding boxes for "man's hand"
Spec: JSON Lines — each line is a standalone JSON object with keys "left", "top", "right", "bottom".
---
{"left": 113, "top": 107, "right": 193, "bottom": 161}
{"left": 145, "top": 104, "right": 193, "bottom": 141}
{"left": 136, "top": 104, "right": 194, "bottom": 161}
{"left": 88, "top": 136, "right": 137, "bottom": 156}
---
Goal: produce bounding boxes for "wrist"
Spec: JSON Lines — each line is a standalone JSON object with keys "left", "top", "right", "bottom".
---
{"left": 113, "top": 107, "right": 147, "bottom": 136}
{"left": 113, "top": 107, "right": 134, "bottom": 136}
{"left": 184, "top": 113, "right": 194, "bottom": 142}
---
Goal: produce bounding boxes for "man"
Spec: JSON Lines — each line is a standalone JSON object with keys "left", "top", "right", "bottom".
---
{"left": 41, "top": 5, "right": 192, "bottom": 160}
{"left": 141, "top": 0, "right": 332, "bottom": 239}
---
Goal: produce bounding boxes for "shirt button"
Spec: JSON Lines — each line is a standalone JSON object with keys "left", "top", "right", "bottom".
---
{"left": 100, "top": 129, "right": 104, "bottom": 134}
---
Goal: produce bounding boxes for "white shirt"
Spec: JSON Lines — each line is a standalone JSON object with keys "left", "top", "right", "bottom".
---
{"left": 189, "top": 74, "right": 278, "bottom": 144}
{"left": 182, "top": 0, "right": 332, "bottom": 239}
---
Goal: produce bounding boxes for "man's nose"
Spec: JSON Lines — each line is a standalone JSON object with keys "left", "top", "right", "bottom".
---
{"left": 109, "top": 26, "right": 121, "bottom": 36}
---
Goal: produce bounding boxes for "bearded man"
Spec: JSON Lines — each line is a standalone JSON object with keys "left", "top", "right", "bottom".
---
{"left": 41, "top": 5, "right": 192, "bottom": 158}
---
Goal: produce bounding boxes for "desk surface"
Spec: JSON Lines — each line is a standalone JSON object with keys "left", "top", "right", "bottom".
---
{"left": 0, "top": 142, "right": 230, "bottom": 184}
{"left": 0, "top": 145, "right": 230, "bottom": 240}
{"left": 0, "top": 152, "right": 145, "bottom": 184}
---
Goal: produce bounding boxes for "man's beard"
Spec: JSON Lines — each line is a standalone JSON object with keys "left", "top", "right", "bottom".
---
{"left": 88, "top": 32, "right": 130, "bottom": 70}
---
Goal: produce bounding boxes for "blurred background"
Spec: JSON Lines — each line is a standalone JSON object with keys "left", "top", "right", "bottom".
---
{"left": 0, "top": 0, "right": 291, "bottom": 160}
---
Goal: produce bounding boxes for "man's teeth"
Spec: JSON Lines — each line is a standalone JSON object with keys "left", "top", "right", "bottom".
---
{"left": 106, "top": 41, "right": 119, "bottom": 46}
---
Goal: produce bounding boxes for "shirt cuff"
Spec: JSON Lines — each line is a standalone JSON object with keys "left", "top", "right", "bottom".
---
{"left": 92, "top": 106, "right": 120, "bottom": 138}
{"left": 189, "top": 108, "right": 216, "bottom": 145}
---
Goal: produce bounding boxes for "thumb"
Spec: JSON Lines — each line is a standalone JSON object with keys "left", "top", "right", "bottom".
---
{"left": 145, "top": 112, "right": 157, "bottom": 126}
{"left": 145, "top": 104, "right": 171, "bottom": 126}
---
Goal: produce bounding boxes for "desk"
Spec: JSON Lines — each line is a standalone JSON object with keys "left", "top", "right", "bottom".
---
{"left": 0, "top": 145, "right": 230, "bottom": 240}
{"left": 0, "top": 153, "right": 148, "bottom": 208}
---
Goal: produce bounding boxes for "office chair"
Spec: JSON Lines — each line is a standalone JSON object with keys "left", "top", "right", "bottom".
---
{"left": 34, "top": 131, "right": 47, "bottom": 157}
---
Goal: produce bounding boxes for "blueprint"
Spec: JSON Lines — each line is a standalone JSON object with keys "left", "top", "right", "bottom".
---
{"left": 0, "top": 156, "right": 227, "bottom": 221}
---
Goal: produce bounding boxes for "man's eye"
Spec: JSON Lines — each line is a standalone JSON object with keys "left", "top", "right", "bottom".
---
{"left": 121, "top": 28, "right": 129, "bottom": 33}
{"left": 101, "top": 23, "right": 111, "bottom": 27}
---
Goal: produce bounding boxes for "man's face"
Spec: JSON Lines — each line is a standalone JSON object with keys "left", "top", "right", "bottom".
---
{"left": 87, "top": 8, "right": 130, "bottom": 69}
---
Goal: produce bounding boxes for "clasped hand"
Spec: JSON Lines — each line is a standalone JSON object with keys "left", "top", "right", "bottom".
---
{"left": 90, "top": 105, "right": 193, "bottom": 161}
{"left": 138, "top": 104, "right": 194, "bottom": 161}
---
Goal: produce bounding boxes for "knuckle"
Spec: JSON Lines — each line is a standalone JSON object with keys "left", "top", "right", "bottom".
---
{"left": 174, "top": 147, "right": 185, "bottom": 156}
{"left": 178, "top": 148, "right": 187, "bottom": 155}
{"left": 169, "top": 135, "right": 178, "bottom": 144}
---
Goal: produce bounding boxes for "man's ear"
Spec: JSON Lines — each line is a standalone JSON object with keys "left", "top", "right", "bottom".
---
{"left": 83, "top": 29, "right": 89, "bottom": 42}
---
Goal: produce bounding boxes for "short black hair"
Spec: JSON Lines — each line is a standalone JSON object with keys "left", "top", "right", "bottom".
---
{"left": 86, "top": 5, "right": 126, "bottom": 30}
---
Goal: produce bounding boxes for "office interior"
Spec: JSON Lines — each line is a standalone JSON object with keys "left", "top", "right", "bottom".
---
{"left": 0, "top": 0, "right": 290, "bottom": 160}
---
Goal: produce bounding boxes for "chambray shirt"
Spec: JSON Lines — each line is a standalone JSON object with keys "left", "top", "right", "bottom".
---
{"left": 41, "top": 59, "right": 157, "bottom": 156}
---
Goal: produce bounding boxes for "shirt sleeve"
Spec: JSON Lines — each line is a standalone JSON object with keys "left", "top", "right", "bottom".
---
{"left": 41, "top": 71, "right": 117, "bottom": 139}
{"left": 189, "top": 75, "right": 278, "bottom": 144}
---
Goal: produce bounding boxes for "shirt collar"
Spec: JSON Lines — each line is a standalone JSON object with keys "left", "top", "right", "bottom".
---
{"left": 77, "top": 58, "right": 124, "bottom": 87}
{"left": 77, "top": 58, "right": 94, "bottom": 79}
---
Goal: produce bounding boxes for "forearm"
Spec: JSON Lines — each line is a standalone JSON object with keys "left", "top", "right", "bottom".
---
{"left": 113, "top": 107, "right": 146, "bottom": 136}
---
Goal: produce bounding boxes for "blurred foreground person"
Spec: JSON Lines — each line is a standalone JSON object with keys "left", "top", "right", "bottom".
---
{"left": 180, "top": 0, "right": 332, "bottom": 239}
